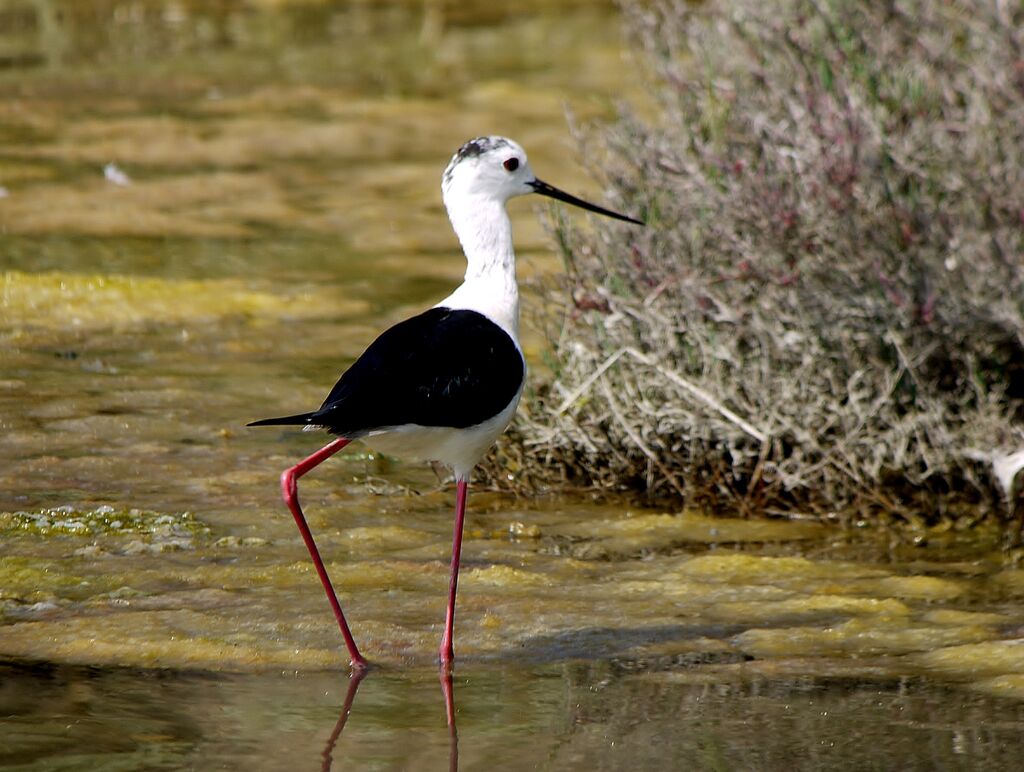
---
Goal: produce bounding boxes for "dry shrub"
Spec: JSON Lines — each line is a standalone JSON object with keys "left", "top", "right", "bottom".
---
{"left": 489, "top": 0, "right": 1024, "bottom": 525}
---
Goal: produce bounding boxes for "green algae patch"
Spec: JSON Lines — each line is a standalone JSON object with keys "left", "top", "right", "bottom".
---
{"left": 342, "top": 525, "right": 434, "bottom": 551}
{"left": 212, "top": 536, "right": 270, "bottom": 549}
{"left": 992, "top": 569, "right": 1024, "bottom": 595}
{"left": 915, "top": 640, "right": 1024, "bottom": 679}
{"left": 921, "top": 609, "right": 1010, "bottom": 626}
{"left": 847, "top": 575, "right": 968, "bottom": 601}
{"left": 673, "top": 553, "right": 886, "bottom": 584}
{"left": 708, "top": 595, "right": 911, "bottom": 625}
{"left": 973, "top": 674, "right": 1024, "bottom": 700}
{"left": 464, "top": 564, "right": 553, "bottom": 588}
{"left": 0, "top": 611, "right": 343, "bottom": 671}
{"left": 918, "top": 640, "right": 1024, "bottom": 703}
{"left": 0, "top": 505, "right": 208, "bottom": 539}
{"left": 555, "top": 512, "right": 826, "bottom": 559}
{"left": 1, "top": 270, "right": 359, "bottom": 331}
{"left": 0, "top": 556, "right": 98, "bottom": 604}
{"left": 735, "top": 617, "right": 997, "bottom": 658}
{"left": 615, "top": 577, "right": 792, "bottom": 607}
{"left": 323, "top": 559, "right": 448, "bottom": 593}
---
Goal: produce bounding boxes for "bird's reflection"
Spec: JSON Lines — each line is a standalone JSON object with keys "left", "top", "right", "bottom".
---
{"left": 319, "top": 667, "right": 460, "bottom": 771}
{"left": 439, "top": 667, "right": 459, "bottom": 772}
{"left": 320, "top": 668, "right": 367, "bottom": 772}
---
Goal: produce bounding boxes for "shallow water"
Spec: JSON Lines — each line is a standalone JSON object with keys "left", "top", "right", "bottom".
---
{"left": 3, "top": 2, "right": 1024, "bottom": 769}
{"left": 5, "top": 660, "right": 1024, "bottom": 771}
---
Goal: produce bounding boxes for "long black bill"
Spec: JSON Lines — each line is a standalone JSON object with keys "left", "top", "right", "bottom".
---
{"left": 529, "top": 179, "right": 643, "bottom": 226}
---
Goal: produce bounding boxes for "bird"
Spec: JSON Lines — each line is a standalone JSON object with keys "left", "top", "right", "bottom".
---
{"left": 249, "top": 136, "right": 642, "bottom": 671}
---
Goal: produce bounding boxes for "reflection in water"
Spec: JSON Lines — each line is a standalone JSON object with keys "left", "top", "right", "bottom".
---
{"left": 4, "top": 660, "right": 1024, "bottom": 770}
{"left": 320, "top": 669, "right": 367, "bottom": 772}
{"left": 319, "top": 668, "right": 459, "bottom": 772}
{"left": 439, "top": 668, "right": 459, "bottom": 772}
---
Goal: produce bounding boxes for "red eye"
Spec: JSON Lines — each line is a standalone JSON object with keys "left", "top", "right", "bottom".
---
{"left": 503, "top": 157, "right": 519, "bottom": 172}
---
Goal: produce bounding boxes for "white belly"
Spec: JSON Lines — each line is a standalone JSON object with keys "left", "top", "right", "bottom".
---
{"left": 360, "top": 388, "right": 522, "bottom": 481}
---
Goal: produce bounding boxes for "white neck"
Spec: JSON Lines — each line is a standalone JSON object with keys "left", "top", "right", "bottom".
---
{"left": 435, "top": 194, "right": 521, "bottom": 345}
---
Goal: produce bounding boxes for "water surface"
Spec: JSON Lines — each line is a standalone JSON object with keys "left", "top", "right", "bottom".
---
{"left": 6, "top": 660, "right": 1024, "bottom": 770}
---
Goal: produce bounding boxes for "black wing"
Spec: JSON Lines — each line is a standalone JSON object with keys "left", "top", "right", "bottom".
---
{"left": 252, "top": 308, "right": 524, "bottom": 436}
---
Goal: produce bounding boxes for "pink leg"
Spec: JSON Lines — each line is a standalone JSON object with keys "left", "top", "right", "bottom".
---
{"left": 281, "top": 437, "right": 368, "bottom": 670}
{"left": 438, "top": 479, "right": 469, "bottom": 669}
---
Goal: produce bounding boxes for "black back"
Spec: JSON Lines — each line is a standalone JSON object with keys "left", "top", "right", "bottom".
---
{"left": 306, "top": 307, "right": 524, "bottom": 436}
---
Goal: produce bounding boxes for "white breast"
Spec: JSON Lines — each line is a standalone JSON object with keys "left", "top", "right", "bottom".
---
{"left": 361, "top": 387, "right": 523, "bottom": 481}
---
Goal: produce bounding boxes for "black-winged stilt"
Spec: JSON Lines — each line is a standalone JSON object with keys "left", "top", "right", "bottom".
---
{"left": 249, "top": 136, "right": 642, "bottom": 670}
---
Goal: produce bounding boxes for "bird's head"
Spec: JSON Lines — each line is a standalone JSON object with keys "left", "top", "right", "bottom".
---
{"left": 441, "top": 136, "right": 643, "bottom": 225}
{"left": 442, "top": 136, "right": 535, "bottom": 204}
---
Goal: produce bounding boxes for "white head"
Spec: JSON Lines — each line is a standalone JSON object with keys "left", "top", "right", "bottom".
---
{"left": 442, "top": 137, "right": 534, "bottom": 206}
{"left": 441, "top": 136, "right": 644, "bottom": 224}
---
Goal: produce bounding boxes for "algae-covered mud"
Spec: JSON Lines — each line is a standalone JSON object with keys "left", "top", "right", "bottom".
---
{"left": 4, "top": 498, "right": 1024, "bottom": 767}
{"left": 2, "top": 1, "right": 1024, "bottom": 769}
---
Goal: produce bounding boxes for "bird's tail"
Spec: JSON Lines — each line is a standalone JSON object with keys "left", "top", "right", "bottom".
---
{"left": 247, "top": 411, "right": 315, "bottom": 427}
